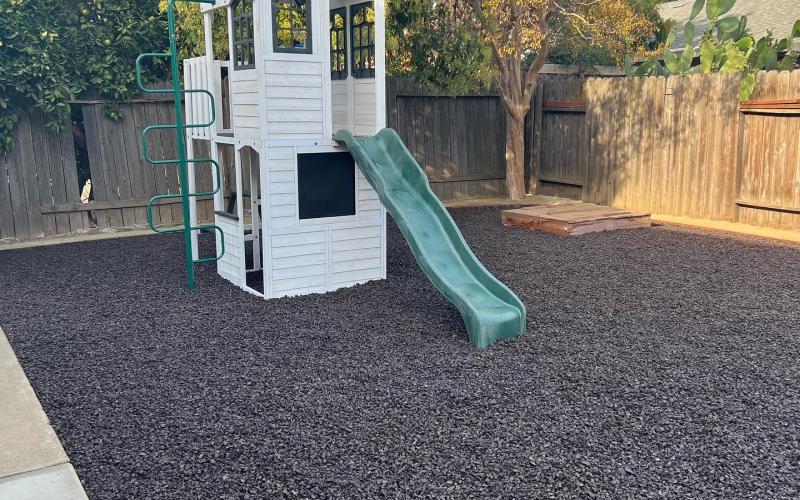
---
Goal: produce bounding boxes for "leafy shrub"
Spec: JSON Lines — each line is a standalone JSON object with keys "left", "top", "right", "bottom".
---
{"left": 0, "top": 0, "right": 168, "bottom": 151}
{"left": 629, "top": 0, "right": 800, "bottom": 99}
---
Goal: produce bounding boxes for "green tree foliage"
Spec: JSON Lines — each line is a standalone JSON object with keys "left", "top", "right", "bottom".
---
{"left": 631, "top": 0, "right": 800, "bottom": 100}
{"left": 547, "top": 0, "right": 671, "bottom": 67}
{"left": 0, "top": 0, "right": 168, "bottom": 151}
{"left": 386, "top": 0, "right": 665, "bottom": 93}
{"left": 386, "top": 0, "right": 495, "bottom": 93}
{"left": 160, "top": 1, "right": 229, "bottom": 61}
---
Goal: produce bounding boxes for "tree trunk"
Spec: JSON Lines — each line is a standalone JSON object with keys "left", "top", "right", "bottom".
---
{"left": 504, "top": 108, "right": 526, "bottom": 200}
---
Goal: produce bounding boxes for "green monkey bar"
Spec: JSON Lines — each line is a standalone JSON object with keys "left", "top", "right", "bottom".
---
{"left": 135, "top": 0, "right": 224, "bottom": 289}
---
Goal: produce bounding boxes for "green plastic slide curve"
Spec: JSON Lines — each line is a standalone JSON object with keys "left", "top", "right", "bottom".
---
{"left": 335, "top": 128, "right": 526, "bottom": 349}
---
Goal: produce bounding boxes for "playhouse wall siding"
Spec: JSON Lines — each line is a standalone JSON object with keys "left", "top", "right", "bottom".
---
{"left": 353, "top": 80, "right": 377, "bottom": 136}
{"left": 331, "top": 81, "right": 349, "bottom": 133}
{"left": 231, "top": 70, "right": 261, "bottom": 140}
{"left": 263, "top": 145, "right": 385, "bottom": 298}
{"left": 264, "top": 62, "right": 326, "bottom": 140}
{"left": 215, "top": 215, "right": 243, "bottom": 285}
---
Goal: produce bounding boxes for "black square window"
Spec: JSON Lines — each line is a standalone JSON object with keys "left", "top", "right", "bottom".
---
{"left": 330, "top": 8, "right": 347, "bottom": 80}
{"left": 232, "top": 0, "right": 256, "bottom": 70}
{"left": 350, "top": 2, "right": 375, "bottom": 78}
{"left": 298, "top": 153, "right": 356, "bottom": 219}
{"left": 273, "top": 0, "right": 312, "bottom": 53}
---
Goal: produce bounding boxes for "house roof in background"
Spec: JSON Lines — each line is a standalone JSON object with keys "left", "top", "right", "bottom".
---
{"left": 657, "top": 0, "right": 799, "bottom": 49}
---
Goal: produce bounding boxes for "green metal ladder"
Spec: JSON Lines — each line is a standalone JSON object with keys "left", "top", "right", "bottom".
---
{"left": 135, "top": 0, "right": 224, "bottom": 289}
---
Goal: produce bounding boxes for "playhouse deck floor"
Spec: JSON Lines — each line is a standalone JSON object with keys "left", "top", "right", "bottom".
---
{"left": 1, "top": 207, "right": 800, "bottom": 498}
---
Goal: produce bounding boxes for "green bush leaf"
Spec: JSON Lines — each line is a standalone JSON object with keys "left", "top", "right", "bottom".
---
{"left": 684, "top": 21, "right": 696, "bottom": 45}
{"left": 681, "top": 46, "right": 695, "bottom": 72}
{"left": 739, "top": 73, "right": 756, "bottom": 100}
{"left": 735, "top": 36, "right": 754, "bottom": 51}
{"left": 716, "top": 16, "right": 740, "bottom": 33}
{"left": 733, "top": 16, "right": 748, "bottom": 39}
{"left": 707, "top": 0, "right": 736, "bottom": 20}
{"left": 634, "top": 60, "right": 655, "bottom": 76}
{"left": 793, "top": 20, "right": 800, "bottom": 38}
{"left": 721, "top": 41, "right": 748, "bottom": 72}
{"left": 755, "top": 45, "right": 778, "bottom": 70}
{"left": 664, "top": 49, "right": 681, "bottom": 73}
{"left": 690, "top": 0, "right": 705, "bottom": 21}
{"left": 700, "top": 39, "right": 716, "bottom": 72}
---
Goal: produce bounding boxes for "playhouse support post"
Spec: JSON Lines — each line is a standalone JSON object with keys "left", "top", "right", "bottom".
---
{"left": 187, "top": 137, "right": 199, "bottom": 260}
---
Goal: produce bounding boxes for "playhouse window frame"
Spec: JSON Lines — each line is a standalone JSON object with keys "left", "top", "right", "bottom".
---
{"left": 349, "top": 2, "right": 375, "bottom": 79}
{"left": 272, "top": 0, "right": 313, "bottom": 54}
{"left": 330, "top": 7, "right": 347, "bottom": 80}
{"left": 232, "top": 0, "right": 256, "bottom": 71}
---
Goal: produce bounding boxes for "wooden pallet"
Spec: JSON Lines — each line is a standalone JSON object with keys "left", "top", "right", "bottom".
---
{"left": 501, "top": 202, "right": 651, "bottom": 236}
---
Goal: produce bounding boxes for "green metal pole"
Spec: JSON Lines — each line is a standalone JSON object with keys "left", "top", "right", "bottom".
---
{"left": 167, "top": 0, "right": 196, "bottom": 289}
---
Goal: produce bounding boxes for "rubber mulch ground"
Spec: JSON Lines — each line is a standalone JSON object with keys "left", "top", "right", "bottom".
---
{"left": 1, "top": 207, "right": 799, "bottom": 499}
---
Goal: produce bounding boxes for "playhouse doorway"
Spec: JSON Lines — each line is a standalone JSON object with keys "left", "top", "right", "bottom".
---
{"left": 237, "top": 146, "right": 264, "bottom": 295}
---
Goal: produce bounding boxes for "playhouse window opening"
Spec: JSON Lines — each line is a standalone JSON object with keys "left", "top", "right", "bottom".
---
{"left": 272, "top": 0, "right": 312, "bottom": 53}
{"left": 350, "top": 2, "right": 375, "bottom": 78}
{"left": 232, "top": 0, "right": 256, "bottom": 70}
{"left": 297, "top": 152, "right": 356, "bottom": 220}
{"left": 330, "top": 8, "right": 347, "bottom": 80}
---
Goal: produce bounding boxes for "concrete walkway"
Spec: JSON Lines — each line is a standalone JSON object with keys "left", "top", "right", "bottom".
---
{"left": 0, "top": 328, "right": 88, "bottom": 499}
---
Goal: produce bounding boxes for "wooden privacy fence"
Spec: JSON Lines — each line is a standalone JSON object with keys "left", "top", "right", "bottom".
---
{"left": 0, "top": 111, "right": 86, "bottom": 241}
{"left": 386, "top": 78, "right": 508, "bottom": 200}
{"left": 0, "top": 95, "right": 222, "bottom": 243}
{"left": 6, "top": 71, "right": 799, "bottom": 243}
{"left": 531, "top": 70, "right": 800, "bottom": 230}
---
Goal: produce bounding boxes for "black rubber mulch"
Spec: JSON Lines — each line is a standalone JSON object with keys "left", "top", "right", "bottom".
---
{"left": 1, "top": 207, "right": 799, "bottom": 499}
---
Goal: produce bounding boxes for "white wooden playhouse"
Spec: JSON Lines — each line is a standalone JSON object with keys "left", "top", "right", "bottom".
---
{"left": 184, "top": 0, "right": 387, "bottom": 297}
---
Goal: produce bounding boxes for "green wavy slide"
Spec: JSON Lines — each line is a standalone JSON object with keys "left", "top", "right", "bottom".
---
{"left": 335, "top": 129, "right": 526, "bottom": 349}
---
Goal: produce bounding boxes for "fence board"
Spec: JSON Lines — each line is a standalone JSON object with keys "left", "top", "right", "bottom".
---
{"left": 0, "top": 150, "right": 15, "bottom": 239}
{"left": 121, "top": 103, "right": 148, "bottom": 225}
{"left": 60, "top": 123, "right": 87, "bottom": 232}
{"left": 44, "top": 115, "right": 72, "bottom": 234}
{"left": 28, "top": 111, "right": 58, "bottom": 236}
{"left": 18, "top": 113, "right": 45, "bottom": 238}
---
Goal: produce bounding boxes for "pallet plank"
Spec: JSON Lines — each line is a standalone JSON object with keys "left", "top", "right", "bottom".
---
{"left": 501, "top": 202, "right": 651, "bottom": 236}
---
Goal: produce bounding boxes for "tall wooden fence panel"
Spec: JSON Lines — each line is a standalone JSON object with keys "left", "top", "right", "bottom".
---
{"left": 530, "top": 78, "right": 588, "bottom": 199}
{"left": 0, "top": 111, "right": 87, "bottom": 242}
{"left": 81, "top": 99, "right": 214, "bottom": 230}
{"left": 584, "top": 73, "right": 741, "bottom": 220}
{"left": 534, "top": 70, "right": 800, "bottom": 231}
{"left": 387, "top": 78, "right": 507, "bottom": 200}
{"left": 0, "top": 97, "right": 216, "bottom": 243}
{"left": 737, "top": 71, "right": 800, "bottom": 230}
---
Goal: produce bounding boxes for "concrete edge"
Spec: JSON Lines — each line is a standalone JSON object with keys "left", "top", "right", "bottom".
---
{"left": 0, "top": 327, "right": 89, "bottom": 499}
{"left": 0, "top": 464, "right": 87, "bottom": 500}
